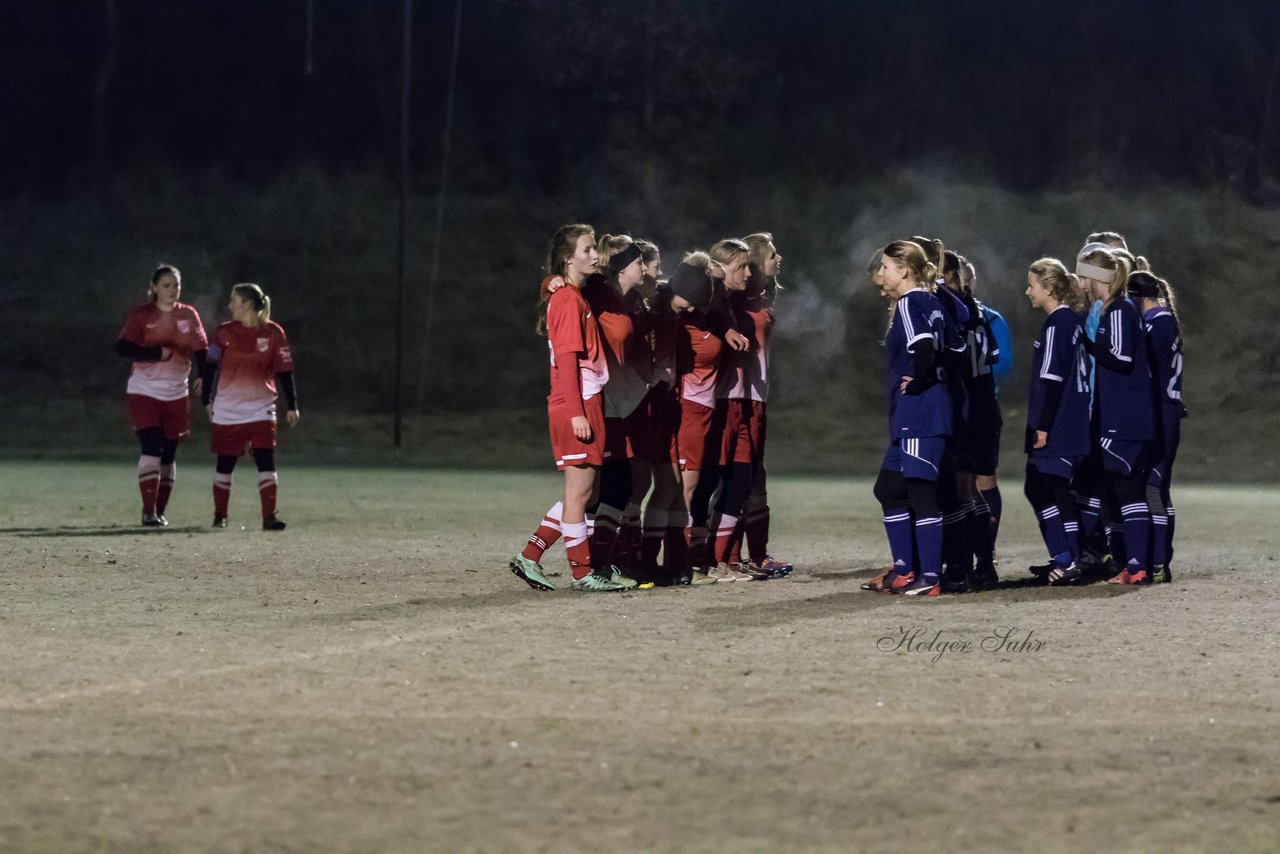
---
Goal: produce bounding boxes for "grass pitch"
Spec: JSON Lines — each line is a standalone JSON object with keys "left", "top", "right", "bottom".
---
{"left": 1, "top": 461, "right": 1278, "bottom": 853}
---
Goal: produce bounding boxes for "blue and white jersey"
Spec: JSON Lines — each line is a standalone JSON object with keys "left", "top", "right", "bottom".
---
{"left": 1142, "top": 306, "right": 1183, "bottom": 409}
{"left": 885, "top": 288, "right": 952, "bottom": 439}
{"left": 1026, "top": 306, "right": 1090, "bottom": 456}
{"left": 1094, "top": 296, "right": 1156, "bottom": 440}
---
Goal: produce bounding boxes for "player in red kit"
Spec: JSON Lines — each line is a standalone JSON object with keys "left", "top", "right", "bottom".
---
{"left": 735, "top": 233, "right": 794, "bottom": 577}
{"left": 115, "top": 264, "right": 208, "bottom": 526}
{"left": 201, "top": 283, "right": 299, "bottom": 531}
{"left": 510, "top": 225, "right": 625, "bottom": 592}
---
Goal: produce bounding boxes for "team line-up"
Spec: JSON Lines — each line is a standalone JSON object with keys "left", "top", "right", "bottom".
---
{"left": 113, "top": 228, "right": 1183, "bottom": 597}
{"left": 504, "top": 227, "right": 1183, "bottom": 595}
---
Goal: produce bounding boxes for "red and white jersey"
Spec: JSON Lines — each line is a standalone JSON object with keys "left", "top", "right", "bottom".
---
{"left": 677, "top": 313, "right": 723, "bottom": 409}
{"left": 744, "top": 301, "right": 775, "bottom": 403}
{"left": 119, "top": 301, "right": 208, "bottom": 401}
{"left": 585, "top": 281, "right": 652, "bottom": 419}
{"left": 715, "top": 295, "right": 749, "bottom": 401}
{"left": 546, "top": 282, "right": 609, "bottom": 408}
{"left": 209, "top": 320, "right": 294, "bottom": 425}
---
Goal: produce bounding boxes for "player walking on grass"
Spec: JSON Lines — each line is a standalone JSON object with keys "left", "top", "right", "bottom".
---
{"left": 202, "top": 283, "right": 299, "bottom": 531}
{"left": 115, "top": 265, "right": 208, "bottom": 526}
{"left": 1131, "top": 270, "right": 1186, "bottom": 583}
{"left": 860, "top": 240, "right": 952, "bottom": 597}
{"left": 1079, "top": 248, "right": 1157, "bottom": 585}
{"left": 510, "top": 225, "right": 625, "bottom": 592}
{"left": 1023, "top": 259, "right": 1091, "bottom": 585}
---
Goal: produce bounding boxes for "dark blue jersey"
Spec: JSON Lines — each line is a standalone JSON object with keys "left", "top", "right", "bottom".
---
{"left": 886, "top": 288, "right": 952, "bottom": 439}
{"left": 1142, "top": 307, "right": 1183, "bottom": 410}
{"left": 1026, "top": 306, "right": 1090, "bottom": 456}
{"left": 1094, "top": 297, "right": 1156, "bottom": 440}
{"left": 936, "top": 286, "right": 972, "bottom": 431}
{"left": 962, "top": 300, "right": 1004, "bottom": 433}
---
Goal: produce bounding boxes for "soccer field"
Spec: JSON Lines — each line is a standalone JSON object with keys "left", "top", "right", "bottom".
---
{"left": 1, "top": 461, "right": 1277, "bottom": 853}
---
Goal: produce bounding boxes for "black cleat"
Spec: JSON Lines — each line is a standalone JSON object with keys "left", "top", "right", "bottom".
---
{"left": 969, "top": 561, "right": 1000, "bottom": 591}
{"left": 142, "top": 513, "right": 164, "bottom": 527}
{"left": 212, "top": 515, "right": 228, "bottom": 528}
{"left": 1047, "top": 562, "right": 1082, "bottom": 585}
{"left": 262, "top": 515, "right": 287, "bottom": 531}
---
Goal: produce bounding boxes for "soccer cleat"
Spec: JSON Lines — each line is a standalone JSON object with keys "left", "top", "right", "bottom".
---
{"left": 1028, "top": 561, "right": 1055, "bottom": 578}
{"left": 969, "top": 561, "right": 999, "bottom": 591}
{"left": 606, "top": 566, "right": 640, "bottom": 590}
{"left": 262, "top": 515, "right": 287, "bottom": 531}
{"left": 941, "top": 563, "right": 969, "bottom": 594}
{"left": 895, "top": 577, "right": 940, "bottom": 597}
{"left": 861, "top": 569, "right": 906, "bottom": 592}
{"left": 888, "top": 570, "right": 918, "bottom": 593}
{"left": 731, "top": 561, "right": 769, "bottom": 581}
{"left": 1107, "top": 567, "right": 1151, "bottom": 585}
{"left": 156, "top": 515, "right": 170, "bottom": 527}
{"left": 1150, "top": 564, "right": 1172, "bottom": 584}
{"left": 570, "top": 572, "right": 627, "bottom": 592}
{"left": 142, "top": 513, "right": 164, "bottom": 527}
{"left": 1047, "top": 562, "right": 1082, "bottom": 585}
{"left": 212, "top": 515, "right": 228, "bottom": 529}
{"left": 711, "top": 562, "right": 754, "bottom": 582}
{"left": 758, "top": 555, "right": 794, "bottom": 578}
{"left": 509, "top": 554, "right": 555, "bottom": 592}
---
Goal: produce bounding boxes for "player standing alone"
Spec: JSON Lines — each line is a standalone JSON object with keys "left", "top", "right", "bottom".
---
{"left": 202, "top": 283, "right": 299, "bottom": 531}
{"left": 115, "top": 265, "right": 208, "bottom": 526}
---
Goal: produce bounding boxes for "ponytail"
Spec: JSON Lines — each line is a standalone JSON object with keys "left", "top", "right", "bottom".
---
{"left": 231, "top": 282, "right": 271, "bottom": 327}
{"left": 536, "top": 223, "right": 595, "bottom": 336}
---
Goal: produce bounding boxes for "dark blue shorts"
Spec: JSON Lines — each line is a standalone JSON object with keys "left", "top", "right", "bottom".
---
{"left": 1099, "top": 437, "right": 1150, "bottom": 477}
{"left": 1028, "top": 451, "right": 1078, "bottom": 481}
{"left": 891, "top": 436, "right": 946, "bottom": 481}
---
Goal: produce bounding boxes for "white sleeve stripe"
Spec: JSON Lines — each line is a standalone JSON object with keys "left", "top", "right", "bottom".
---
{"left": 899, "top": 297, "right": 917, "bottom": 340}
{"left": 1039, "top": 328, "right": 1057, "bottom": 379}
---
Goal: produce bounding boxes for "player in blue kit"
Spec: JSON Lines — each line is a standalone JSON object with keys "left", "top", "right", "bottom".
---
{"left": 1079, "top": 247, "right": 1157, "bottom": 585}
{"left": 1022, "top": 259, "right": 1091, "bottom": 584}
{"left": 1130, "top": 270, "right": 1186, "bottom": 583}
{"left": 860, "top": 240, "right": 952, "bottom": 597}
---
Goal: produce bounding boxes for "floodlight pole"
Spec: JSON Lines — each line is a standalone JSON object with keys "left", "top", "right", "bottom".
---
{"left": 394, "top": 0, "right": 412, "bottom": 447}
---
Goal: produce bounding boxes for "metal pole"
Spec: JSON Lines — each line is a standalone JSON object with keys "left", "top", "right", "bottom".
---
{"left": 395, "top": 0, "right": 412, "bottom": 447}
{"left": 417, "top": 0, "right": 463, "bottom": 408}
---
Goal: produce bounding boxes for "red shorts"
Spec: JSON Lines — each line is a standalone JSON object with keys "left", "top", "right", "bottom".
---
{"left": 127, "top": 394, "right": 190, "bottom": 441}
{"left": 549, "top": 395, "right": 606, "bottom": 470}
{"left": 678, "top": 399, "right": 721, "bottom": 472}
{"left": 211, "top": 420, "right": 277, "bottom": 457}
{"left": 647, "top": 383, "right": 681, "bottom": 465}
{"left": 603, "top": 405, "right": 650, "bottom": 463}
{"left": 749, "top": 401, "right": 768, "bottom": 461}
{"left": 718, "top": 398, "right": 755, "bottom": 465}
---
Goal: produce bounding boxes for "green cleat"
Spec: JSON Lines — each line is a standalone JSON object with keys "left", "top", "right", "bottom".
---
{"left": 606, "top": 565, "right": 640, "bottom": 590}
{"left": 569, "top": 572, "right": 626, "bottom": 592}
{"left": 509, "top": 555, "right": 556, "bottom": 591}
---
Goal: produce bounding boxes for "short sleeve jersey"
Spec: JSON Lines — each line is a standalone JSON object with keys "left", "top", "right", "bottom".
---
{"left": 1142, "top": 307, "right": 1183, "bottom": 408}
{"left": 885, "top": 288, "right": 952, "bottom": 439}
{"left": 677, "top": 312, "right": 723, "bottom": 409}
{"left": 1026, "top": 306, "right": 1090, "bottom": 456}
{"left": 546, "top": 284, "right": 609, "bottom": 410}
{"left": 584, "top": 280, "right": 651, "bottom": 419}
{"left": 1094, "top": 297, "right": 1156, "bottom": 440}
{"left": 209, "top": 320, "right": 294, "bottom": 425}
{"left": 119, "top": 302, "right": 208, "bottom": 401}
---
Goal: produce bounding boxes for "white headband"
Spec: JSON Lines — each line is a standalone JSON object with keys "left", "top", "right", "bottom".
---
{"left": 1076, "top": 262, "right": 1113, "bottom": 282}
